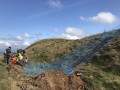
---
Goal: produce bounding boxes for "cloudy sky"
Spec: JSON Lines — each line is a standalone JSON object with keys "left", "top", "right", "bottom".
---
{"left": 0, "top": 0, "right": 120, "bottom": 51}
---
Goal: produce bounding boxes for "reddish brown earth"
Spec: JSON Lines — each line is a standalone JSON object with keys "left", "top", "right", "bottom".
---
{"left": 11, "top": 69, "right": 84, "bottom": 90}
{"left": 1, "top": 58, "right": 85, "bottom": 90}
{"left": 27, "top": 71, "right": 84, "bottom": 90}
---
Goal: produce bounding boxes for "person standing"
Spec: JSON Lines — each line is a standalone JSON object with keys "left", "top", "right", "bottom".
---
{"left": 6, "top": 47, "right": 11, "bottom": 65}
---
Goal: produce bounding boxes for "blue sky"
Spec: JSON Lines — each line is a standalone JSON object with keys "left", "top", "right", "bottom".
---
{"left": 0, "top": 0, "right": 120, "bottom": 51}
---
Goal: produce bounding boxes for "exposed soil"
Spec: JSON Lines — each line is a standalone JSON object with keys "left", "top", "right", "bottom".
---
{"left": 9, "top": 67, "right": 84, "bottom": 90}
{"left": 0, "top": 59, "right": 85, "bottom": 90}
{"left": 27, "top": 71, "right": 84, "bottom": 90}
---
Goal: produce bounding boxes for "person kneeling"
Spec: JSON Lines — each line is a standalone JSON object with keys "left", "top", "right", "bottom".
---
{"left": 17, "top": 52, "right": 23, "bottom": 66}
{"left": 22, "top": 50, "right": 28, "bottom": 66}
{"left": 11, "top": 54, "right": 17, "bottom": 68}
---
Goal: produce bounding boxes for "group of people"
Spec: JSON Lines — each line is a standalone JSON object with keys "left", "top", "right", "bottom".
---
{"left": 3, "top": 47, "right": 28, "bottom": 67}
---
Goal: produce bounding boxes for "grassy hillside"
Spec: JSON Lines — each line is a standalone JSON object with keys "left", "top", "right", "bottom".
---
{"left": 76, "top": 36, "right": 120, "bottom": 90}
{"left": 26, "top": 39, "right": 85, "bottom": 62}
{"left": 0, "top": 34, "right": 120, "bottom": 90}
{"left": 26, "top": 36, "right": 100, "bottom": 62}
{"left": 26, "top": 35, "right": 120, "bottom": 90}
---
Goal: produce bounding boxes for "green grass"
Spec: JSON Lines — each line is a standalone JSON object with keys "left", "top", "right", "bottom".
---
{"left": 0, "top": 56, "right": 28, "bottom": 90}
{"left": 26, "top": 36, "right": 100, "bottom": 62}
{"left": 76, "top": 37, "right": 120, "bottom": 90}
{"left": 26, "top": 34, "right": 120, "bottom": 89}
{"left": 0, "top": 58, "right": 10, "bottom": 90}
{"left": 77, "top": 64, "right": 120, "bottom": 90}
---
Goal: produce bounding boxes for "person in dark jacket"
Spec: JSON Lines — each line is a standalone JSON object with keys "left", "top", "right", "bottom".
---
{"left": 3, "top": 50, "right": 6, "bottom": 63}
{"left": 6, "top": 47, "right": 11, "bottom": 65}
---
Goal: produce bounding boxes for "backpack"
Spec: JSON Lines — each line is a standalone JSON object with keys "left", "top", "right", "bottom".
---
{"left": 23, "top": 54, "right": 28, "bottom": 59}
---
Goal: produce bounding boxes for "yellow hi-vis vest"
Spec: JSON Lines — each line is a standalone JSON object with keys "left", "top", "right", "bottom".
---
{"left": 18, "top": 53, "right": 23, "bottom": 60}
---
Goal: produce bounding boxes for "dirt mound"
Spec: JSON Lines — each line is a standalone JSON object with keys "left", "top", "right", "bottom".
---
{"left": 27, "top": 71, "right": 84, "bottom": 90}
{"left": 7, "top": 65, "right": 84, "bottom": 90}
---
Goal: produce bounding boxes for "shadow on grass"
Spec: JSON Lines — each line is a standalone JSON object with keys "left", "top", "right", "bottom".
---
{"left": 101, "top": 64, "right": 120, "bottom": 75}
{"left": 103, "top": 81, "right": 120, "bottom": 90}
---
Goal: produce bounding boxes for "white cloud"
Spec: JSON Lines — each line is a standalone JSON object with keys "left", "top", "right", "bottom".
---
{"left": 0, "top": 41, "right": 11, "bottom": 47}
{"left": 47, "top": 0, "right": 63, "bottom": 8}
{"left": 61, "top": 27, "right": 86, "bottom": 40}
{"left": 0, "top": 36, "right": 24, "bottom": 41}
{"left": 24, "top": 33, "right": 30, "bottom": 38}
{"left": 65, "top": 27, "right": 85, "bottom": 36}
{"left": 23, "top": 41, "right": 30, "bottom": 46}
{"left": 0, "top": 34, "right": 33, "bottom": 51}
{"left": 15, "top": 36, "right": 23, "bottom": 40}
{"left": 90, "top": 12, "right": 118, "bottom": 24}
{"left": 62, "top": 34, "right": 79, "bottom": 40}
{"left": 12, "top": 42, "right": 19, "bottom": 46}
{"left": 80, "top": 12, "right": 118, "bottom": 24}
{"left": 5, "top": 42, "right": 11, "bottom": 47}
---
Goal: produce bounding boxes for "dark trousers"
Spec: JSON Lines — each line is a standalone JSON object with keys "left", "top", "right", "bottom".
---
{"left": 6, "top": 55, "right": 10, "bottom": 65}
{"left": 4, "top": 55, "right": 6, "bottom": 63}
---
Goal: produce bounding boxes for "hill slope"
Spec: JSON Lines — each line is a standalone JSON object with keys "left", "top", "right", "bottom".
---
{"left": 0, "top": 32, "right": 120, "bottom": 90}
{"left": 26, "top": 36, "right": 98, "bottom": 62}
{"left": 76, "top": 36, "right": 120, "bottom": 90}
{"left": 26, "top": 34, "right": 120, "bottom": 90}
